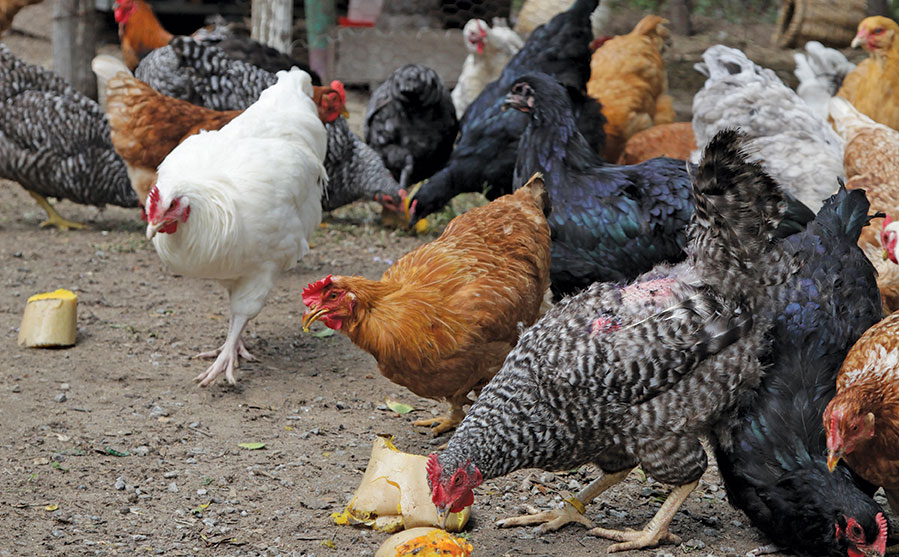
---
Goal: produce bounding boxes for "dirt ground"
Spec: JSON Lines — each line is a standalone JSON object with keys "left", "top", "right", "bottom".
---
{"left": 0, "top": 3, "right": 888, "bottom": 557}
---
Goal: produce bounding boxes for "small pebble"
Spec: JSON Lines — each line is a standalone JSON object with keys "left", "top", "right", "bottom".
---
{"left": 59, "top": 383, "right": 70, "bottom": 391}
{"left": 197, "top": 488, "right": 208, "bottom": 496}
{"left": 10, "top": 385, "right": 20, "bottom": 393}
{"left": 54, "top": 393, "right": 67, "bottom": 403}
{"left": 685, "top": 538, "right": 705, "bottom": 550}
{"left": 51, "top": 529, "right": 64, "bottom": 538}
{"left": 114, "top": 477, "right": 126, "bottom": 491}
{"left": 163, "top": 471, "right": 178, "bottom": 479}
{"left": 149, "top": 405, "right": 168, "bottom": 418}
{"left": 167, "top": 483, "right": 178, "bottom": 493}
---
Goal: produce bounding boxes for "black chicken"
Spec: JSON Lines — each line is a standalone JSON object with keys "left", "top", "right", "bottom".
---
{"left": 408, "top": 0, "right": 606, "bottom": 224}
{"left": 363, "top": 64, "right": 458, "bottom": 192}
{"left": 428, "top": 130, "right": 799, "bottom": 553}
{"left": 502, "top": 72, "right": 813, "bottom": 296}
{"left": 715, "top": 187, "right": 889, "bottom": 557}
{"left": 0, "top": 45, "right": 136, "bottom": 229}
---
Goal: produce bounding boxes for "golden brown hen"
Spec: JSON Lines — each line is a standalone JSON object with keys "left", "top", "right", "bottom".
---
{"left": 824, "top": 312, "right": 899, "bottom": 519}
{"left": 837, "top": 16, "right": 899, "bottom": 131}
{"left": 0, "top": 0, "right": 42, "bottom": 35}
{"left": 616, "top": 121, "right": 695, "bottom": 165}
{"left": 301, "top": 175, "right": 552, "bottom": 435}
{"left": 587, "top": 15, "right": 675, "bottom": 162}
{"left": 829, "top": 95, "right": 899, "bottom": 314}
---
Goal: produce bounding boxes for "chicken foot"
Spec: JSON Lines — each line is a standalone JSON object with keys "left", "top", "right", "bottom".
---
{"left": 588, "top": 480, "right": 697, "bottom": 553}
{"left": 496, "top": 467, "right": 633, "bottom": 533}
{"left": 194, "top": 314, "right": 255, "bottom": 386}
{"left": 28, "top": 191, "right": 87, "bottom": 230}
{"left": 413, "top": 403, "right": 466, "bottom": 436}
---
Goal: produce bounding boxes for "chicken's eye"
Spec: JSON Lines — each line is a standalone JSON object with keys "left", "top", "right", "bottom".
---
{"left": 873, "top": 28, "right": 884, "bottom": 35}
{"left": 452, "top": 475, "right": 462, "bottom": 486}
{"left": 850, "top": 525, "right": 862, "bottom": 538}
{"left": 851, "top": 423, "right": 859, "bottom": 432}
{"left": 329, "top": 292, "right": 339, "bottom": 300}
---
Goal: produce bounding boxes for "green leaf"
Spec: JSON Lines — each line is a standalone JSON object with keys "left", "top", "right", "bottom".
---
{"left": 51, "top": 461, "right": 68, "bottom": 472}
{"left": 238, "top": 442, "right": 266, "bottom": 450}
{"left": 311, "top": 328, "right": 336, "bottom": 338}
{"left": 385, "top": 398, "right": 414, "bottom": 415}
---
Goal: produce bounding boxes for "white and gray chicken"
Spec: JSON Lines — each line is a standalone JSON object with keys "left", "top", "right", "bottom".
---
{"left": 451, "top": 18, "right": 523, "bottom": 118}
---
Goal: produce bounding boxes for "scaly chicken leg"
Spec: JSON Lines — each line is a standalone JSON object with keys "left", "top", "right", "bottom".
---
{"left": 28, "top": 192, "right": 87, "bottom": 230}
{"left": 496, "top": 467, "right": 633, "bottom": 532}
{"left": 413, "top": 403, "right": 466, "bottom": 436}
{"left": 588, "top": 480, "right": 696, "bottom": 552}
{"left": 194, "top": 314, "right": 256, "bottom": 386}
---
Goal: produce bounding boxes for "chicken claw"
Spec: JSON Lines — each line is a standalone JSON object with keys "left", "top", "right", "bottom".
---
{"left": 413, "top": 405, "right": 465, "bottom": 436}
{"left": 193, "top": 327, "right": 255, "bottom": 387}
{"left": 496, "top": 501, "right": 594, "bottom": 533}
{"left": 588, "top": 525, "right": 681, "bottom": 553}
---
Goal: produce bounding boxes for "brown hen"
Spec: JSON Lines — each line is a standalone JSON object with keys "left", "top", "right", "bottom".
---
{"left": 829, "top": 95, "right": 899, "bottom": 314}
{"left": 616, "top": 121, "right": 695, "bottom": 165}
{"left": 587, "top": 15, "right": 675, "bottom": 162}
{"left": 837, "top": 16, "right": 899, "bottom": 132}
{"left": 0, "top": 0, "right": 42, "bottom": 35}
{"left": 824, "top": 311, "right": 899, "bottom": 518}
{"left": 301, "top": 175, "right": 552, "bottom": 435}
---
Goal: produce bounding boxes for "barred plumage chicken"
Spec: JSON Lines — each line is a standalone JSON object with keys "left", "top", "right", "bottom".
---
{"left": 428, "top": 130, "right": 797, "bottom": 553}
{"left": 0, "top": 44, "right": 136, "bottom": 229}
{"left": 135, "top": 36, "right": 275, "bottom": 111}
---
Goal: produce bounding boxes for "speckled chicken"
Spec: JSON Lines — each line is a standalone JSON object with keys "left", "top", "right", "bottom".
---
{"left": 715, "top": 186, "right": 888, "bottom": 557}
{"left": 428, "top": 130, "right": 797, "bottom": 552}
{"left": 692, "top": 45, "right": 844, "bottom": 212}
{"left": 364, "top": 64, "right": 458, "bottom": 192}
{"left": 0, "top": 44, "right": 136, "bottom": 229}
{"left": 135, "top": 36, "right": 276, "bottom": 111}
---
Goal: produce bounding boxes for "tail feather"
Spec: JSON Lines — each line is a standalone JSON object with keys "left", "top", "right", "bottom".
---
{"left": 817, "top": 184, "right": 874, "bottom": 243}
{"left": 689, "top": 129, "right": 789, "bottom": 285}
{"left": 91, "top": 55, "right": 133, "bottom": 81}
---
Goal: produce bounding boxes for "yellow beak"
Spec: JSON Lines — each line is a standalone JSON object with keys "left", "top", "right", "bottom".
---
{"left": 826, "top": 449, "right": 843, "bottom": 472}
{"left": 340, "top": 107, "right": 350, "bottom": 118}
{"left": 302, "top": 306, "right": 329, "bottom": 332}
{"left": 884, "top": 250, "right": 890, "bottom": 261}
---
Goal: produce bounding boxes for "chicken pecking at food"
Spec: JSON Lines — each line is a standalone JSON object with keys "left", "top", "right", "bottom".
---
{"left": 793, "top": 41, "right": 856, "bottom": 121}
{"left": 824, "top": 311, "right": 899, "bottom": 523}
{"left": 0, "top": 44, "right": 137, "bottom": 230}
{"left": 838, "top": 16, "right": 899, "bottom": 132}
{"left": 429, "top": 129, "right": 800, "bottom": 553}
{"left": 504, "top": 73, "right": 812, "bottom": 297}
{"left": 113, "top": 0, "right": 319, "bottom": 80}
{"left": 692, "top": 44, "right": 844, "bottom": 212}
{"left": 301, "top": 174, "right": 552, "bottom": 436}
{"left": 408, "top": 0, "right": 605, "bottom": 224}
{"left": 146, "top": 68, "right": 327, "bottom": 386}
{"left": 363, "top": 64, "right": 458, "bottom": 193}
{"left": 617, "top": 121, "right": 696, "bottom": 165}
{"left": 451, "top": 18, "right": 523, "bottom": 119}
{"left": 587, "top": 15, "right": 675, "bottom": 162}
{"left": 829, "top": 95, "right": 899, "bottom": 314}
{"left": 714, "top": 186, "right": 888, "bottom": 557}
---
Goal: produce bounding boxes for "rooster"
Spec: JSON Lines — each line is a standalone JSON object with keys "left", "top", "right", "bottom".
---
{"left": 363, "top": 64, "right": 458, "bottom": 193}
{"left": 824, "top": 311, "right": 899, "bottom": 527}
{"left": 715, "top": 186, "right": 888, "bottom": 557}
{"left": 301, "top": 174, "right": 551, "bottom": 435}
{"left": 451, "top": 18, "right": 523, "bottom": 118}
{"left": 146, "top": 68, "right": 327, "bottom": 386}
{"left": 838, "top": 16, "right": 899, "bottom": 131}
{"left": 428, "top": 130, "right": 798, "bottom": 552}
{"left": 0, "top": 44, "right": 136, "bottom": 229}
{"left": 587, "top": 15, "right": 675, "bottom": 162}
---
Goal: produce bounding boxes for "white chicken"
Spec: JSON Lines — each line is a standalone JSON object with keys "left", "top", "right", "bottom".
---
{"left": 145, "top": 68, "right": 327, "bottom": 386}
{"left": 691, "top": 45, "right": 844, "bottom": 212}
{"left": 793, "top": 41, "right": 856, "bottom": 121}
{"left": 451, "top": 18, "right": 523, "bottom": 118}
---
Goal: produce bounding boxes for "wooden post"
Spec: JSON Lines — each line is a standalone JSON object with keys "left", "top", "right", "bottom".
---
{"left": 305, "top": 0, "right": 335, "bottom": 83}
{"left": 251, "top": 0, "right": 293, "bottom": 54}
{"left": 52, "top": 0, "right": 97, "bottom": 98}
{"left": 669, "top": 0, "right": 692, "bottom": 36}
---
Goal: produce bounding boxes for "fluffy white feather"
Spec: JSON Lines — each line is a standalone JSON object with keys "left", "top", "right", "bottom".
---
{"left": 793, "top": 41, "right": 856, "bottom": 121}
{"left": 691, "top": 45, "right": 844, "bottom": 212}
{"left": 149, "top": 68, "right": 327, "bottom": 386}
{"left": 451, "top": 18, "right": 523, "bottom": 118}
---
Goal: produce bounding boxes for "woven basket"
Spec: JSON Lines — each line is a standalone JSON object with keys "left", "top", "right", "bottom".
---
{"left": 773, "top": 0, "right": 866, "bottom": 48}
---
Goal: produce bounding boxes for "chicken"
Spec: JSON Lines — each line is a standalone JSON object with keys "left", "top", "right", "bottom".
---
{"left": 837, "top": 16, "right": 899, "bottom": 131}
{"left": 616, "top": 121, "right": 696, "bottom": 165}
{"left": 504, "top": 73, "right": 812, "bottom": 297}
{"left": 0, "top": 0, "right": 42, "bottom": 35}
{"left": 301, "top": 174, "right": 552, "bottom": 435}
{"left": 514, "top": 0, "right": 610, "bottom": 39}
{"left": 824, "top": 311, "right": 899, "bottom": 521}
{"left": 714, "top": 186, "right": 888, "bottom": 557}
{"left": 114, "top": 0, "right": 319, "bottom": 80}
{"left": 793, "top": 41, "right": 856, "bottom": 121}
{"left": 829, "top": 95, "right": 899, "bottom": 314}
{"left": 93, "top": 55, "right": 346, "bottom": 207}
{"left": 145, "top": 68, "right": 327, "bottom": 386}
{"left": 587, "top": 15, "right": 675, "bottom": 162}
{"left": 451, "top": 18, "right": 523, "bottom": 119}
{"left": 428, "top": 129, "right": 799, "bottom": 553}
{"left": 0, "top": 44, "right": 137, "bottom": 229}
{"left": 692, "top": 45, "right": 844, "bottom": 213}
{"left": 409, "top": 0, "right": 605, "bottom": 224}
{"left": 135, "top": 36, "right": 277, "bottom": 111}
{"left": 363, "top": 64, "right": 458, "bottom": 192}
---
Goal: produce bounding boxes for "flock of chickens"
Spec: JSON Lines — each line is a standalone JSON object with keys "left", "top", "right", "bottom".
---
{"left": 2, "top": 0, "right": 899, "bottom": 554}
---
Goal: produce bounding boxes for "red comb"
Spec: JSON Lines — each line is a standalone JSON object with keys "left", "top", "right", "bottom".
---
{"left": 302, "top": 274, "right": 333, "bottom": 306}
{"left": 874, "top": 512, "right": 888, "bottom": 555}
{"left": 330, "top": 80, "right": 346, "bottom": 104}
{"left": 146, "top": 185, "right": 161, "bottom": 222}
{"left": 426, "top": 453, "right": 441, "bottom": 484}
{"left": 884, "top": 214, "right": 893, "bottom": 228}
